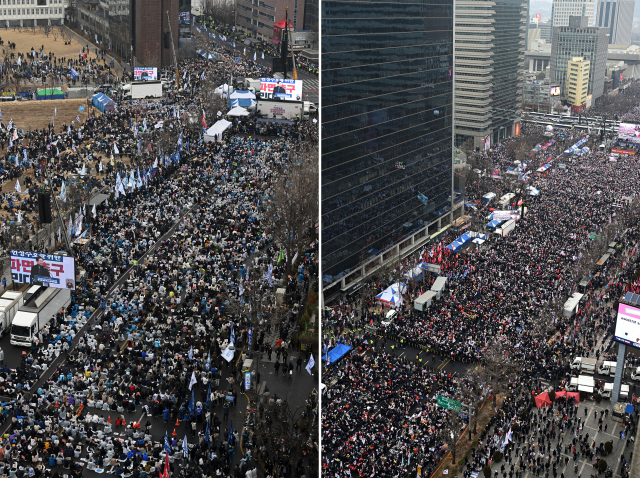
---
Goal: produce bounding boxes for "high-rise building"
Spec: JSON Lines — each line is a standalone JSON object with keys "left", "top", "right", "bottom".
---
{"left": 566, "top": 57, "right": 590, "bottom": 111}
{"left": 130, "top": 0, "right": 179, "bottom": 69}
{"left": 596, "top": 0, "right": 634, "bottom": 44}
{"left": 550, "top": 16, "right": 607, "bottom": 101}
{"left": 551, "top": 0, "right": 596, "bottom": 26}
{"left": 321, "top": 0, "right": 459, "bottom": 296}
{"left": 454, "top": 0, "right": 527, "bottom": 151}
{"left": 236, "top": 0, "right": 306, "bottom": 41}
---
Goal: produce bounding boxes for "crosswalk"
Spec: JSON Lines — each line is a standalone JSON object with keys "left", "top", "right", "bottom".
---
{"left": 303, "top": 78, "right": 319, "bottom": 93}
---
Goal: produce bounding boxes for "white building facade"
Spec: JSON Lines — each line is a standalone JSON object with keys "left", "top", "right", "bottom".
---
{"left": 551, "top": 0, "right": 596, "bottom": 27}
{"left": 0, "top": 0, "right": 65, "bottom": 27}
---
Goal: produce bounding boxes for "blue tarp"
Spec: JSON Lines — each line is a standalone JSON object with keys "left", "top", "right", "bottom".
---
{"left": 91, "top": 92, "right": 115, "bottom": 113}
{"left": 486, "top": 220, "right": 503, "bottom": 229}
{"left": 322, "top": 344, "right": 352, "bottom": 365}
{"left": 229, "top": 98, "right": 257, "bottom": 108}
{"left": 446, "top": 233, "right": 488, "bottom": 251}
{"left": 625, "top": 404, "right": 635, "bottom": 414}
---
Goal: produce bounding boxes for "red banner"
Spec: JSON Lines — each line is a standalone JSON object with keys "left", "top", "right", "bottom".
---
{"left": 611, "top": 149, "right": 637, "bottom": 155}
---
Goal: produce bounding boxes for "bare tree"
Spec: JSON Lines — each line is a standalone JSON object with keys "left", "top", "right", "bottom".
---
{"left": 263, "top": 143, "right": 318, "bottom": 274}
{"left": 475, "top": 340, "right": 518, "bottom": 408}
{"left": 52, "top": 28, "right": 59, "bottom": 42}
{"left": 43, "top": 25, "right": 52, "bottom": 38}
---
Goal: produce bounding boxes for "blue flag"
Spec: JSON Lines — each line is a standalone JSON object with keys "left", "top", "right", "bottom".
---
{"left": 206, "top": 352, "right": 211, "bottom": 371}
{"left": 229, "top": 419, "right": 233, "bottom": 445}
{"left": 164, "top": 431, "right": 172, "bottom": 455}
{"left": 248, "top": 325, "right": 252, "bottom": 346}
{"left": 188, "top": 389, "right": 195, "bottom": 415}
{"left": 230, "top": 323, "right": 235, "bottom": 344}
{"left": 205, "top": 420, "right": 211, "bottom": 445}
{"left": 182, "top": 435, "right": 188, "bottom": 458}
{"left": 204, "top": 381, "right": 211, "bottom": 408}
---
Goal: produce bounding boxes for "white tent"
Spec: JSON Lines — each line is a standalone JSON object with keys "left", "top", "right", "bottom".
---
{"left": 375, "top": 282, "right": 407, "bottom": 308}
{"left": 203, "top": 119, "right": 232, "bottom": 143}
{"left": 227, "top": 106, "right": 250, "bottom": 117}
{"left": 214, "top": 84, "right": 233, "bottom": 97}
{"left": 229, "top": 90, "right": 256, "bottom": 100}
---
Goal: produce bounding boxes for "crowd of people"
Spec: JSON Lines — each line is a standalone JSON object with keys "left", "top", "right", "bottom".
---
{"left": 0, "top": 33, "right": 319, "bottom": 478}
{"left": 322, "top": 83, "right": 640, "bottom": 477}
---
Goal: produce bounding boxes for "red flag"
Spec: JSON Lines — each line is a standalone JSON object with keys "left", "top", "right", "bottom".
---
{"left": 164, "top": 451, "right": 170, "bottom": 478}
{"left": 202, "top": 109, "right": 207, "bottom": 129}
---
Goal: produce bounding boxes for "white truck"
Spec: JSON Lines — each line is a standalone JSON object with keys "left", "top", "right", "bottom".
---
{"left": 257, "top": 100, "right": 303, "bottom": 120}
{"left": 601, "top": 383, "right": 630, "bottom": 400}
{"left": 570, "top": 357, "right": 597, "bottom": 374}
{"left": 127, "top": 80, "right": 163, "bottom": 99}
{"left": 243, "top": 78, "right": 261, "bottom": 94}
{"left": 597, "top": 361, "right": 621, "bottom": 376}
{"left": 10, "top": 287, "right": 71, "bottom": 347}
{"left": 0, "top": 289, "right": 25, "bottom": 337}
{"left": 630, "top": 366, "right": 640, "bottom": 381}
{"left": 303, "top": 101, "right": 317, "bottom": 115}
{"left": 495, "top": 219, "right": 516, "bottom": 238}
{"left": 567, "top": 375, "right": 595, "bottom": 393}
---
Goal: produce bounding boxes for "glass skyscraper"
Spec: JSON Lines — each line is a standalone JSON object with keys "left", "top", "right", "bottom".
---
{"left": 321, "top": 0, "right": 454, "bottom": 293}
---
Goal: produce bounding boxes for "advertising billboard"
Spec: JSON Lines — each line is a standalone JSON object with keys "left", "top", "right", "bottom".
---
{"left": 550, "top": 86, "right": 561, "bottom": 96}
{"left": 260, "top": 78, "right": 302, "bottom": 101}
{"left": 615, "top": 303, "right": 640, "bottom": 349}
{"left": 133, "top": 67, "right": 158, "bottom": 81}
{"left": 618, "top": 123, "right": 640, "bottom": 144}
{"left": 11, "top": 251, "right": 75, "bottom": 289}
{"left": 536, "top": 13, "right": 541, "bottom": 21}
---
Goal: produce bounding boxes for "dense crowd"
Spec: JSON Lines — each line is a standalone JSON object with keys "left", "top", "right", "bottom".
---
{"left": 0, "top": 37, "right": 319, "bottom": 478}
{"left": 322, "top": 85, "right": 640, "bottom": 478}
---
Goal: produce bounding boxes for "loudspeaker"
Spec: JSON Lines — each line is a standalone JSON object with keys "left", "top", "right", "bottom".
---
{"left": 38, "top": 192, "right": 52, "bottom": 224}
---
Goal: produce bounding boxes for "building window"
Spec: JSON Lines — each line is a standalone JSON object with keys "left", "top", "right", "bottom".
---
{"left": 37, "top": 0, "right": 45, "bottom": 5}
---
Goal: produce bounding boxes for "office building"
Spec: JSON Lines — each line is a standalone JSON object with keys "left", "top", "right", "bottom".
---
{"left": 236, "top": 0, "right": 307, "bottom": 41}
{"left": 76, "top": 0, "right": 131, "bottom": 62}
{"left": 130, "top": 0, "right": 179, "bottom": 69}
{"left": 454, "top": 0, "right": 527, "bottom": 151}
{"left": 551, "top": 0, "right": 596, "bottom": 27}
{"left": 0, "top": 0, "right": 65, "bottom": 28}
{"left": 596, "top": 0, "right": 634, "bottom": 44}
{"left": 523, "top": 76, "right": 553, "bottom": 112}
{"left": 566, "top": 57, "right": 590, "bottom": 111}
{"left": 550, "top": 16, "right": 607, "bottom": 101}
{"left": 322, "top": 0, "right": 460, "bottom": 296}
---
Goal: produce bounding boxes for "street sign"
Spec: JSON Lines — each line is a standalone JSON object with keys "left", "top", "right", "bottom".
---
{"left": 436, "top": 395, "right": 462, "bottom": 413}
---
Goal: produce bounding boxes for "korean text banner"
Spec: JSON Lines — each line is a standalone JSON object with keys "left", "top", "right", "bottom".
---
{"left": 11, "top": 251, "right": 76, "bottom": 290}
{"left": 615, "top": 303, "right": 640, "bottom": 349}
{"left": 618, "top": 123, "right": 640, "bottom": 144}
{"left": 133, "top": 68, "right": 158, "bottom": 81}
{"left": 260, "top": 78, "right": 302, "bottom": 101}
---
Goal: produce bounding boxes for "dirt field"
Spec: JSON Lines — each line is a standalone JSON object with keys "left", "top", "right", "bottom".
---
{"left": 3, "top": 28, "right": 114, "bottom": 67}
{"left": 0, "top": 98, "right": 94, "bottom": 132}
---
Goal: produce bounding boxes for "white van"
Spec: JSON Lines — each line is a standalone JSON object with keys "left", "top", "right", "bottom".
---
{"left": 381, "top": 309, "right": 397, "bottom": 326}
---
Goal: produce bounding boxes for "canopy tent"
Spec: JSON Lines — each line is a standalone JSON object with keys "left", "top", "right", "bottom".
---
{"left": 229, "top": 90, "right": 257, "bottom": 109}
{"left": 482, "top": 192, "right": 496, "bottom": 204}
{"left": 446, "top": 232, "right": 487, "bottom": 252}
{"left": 322, "top": 343, "right": 352, "bottom": 365}
{"left": 486, "top": 219, "right": 504, "bottom": 230}
{"left": 404, "top": 263, "right": 427, "bottom": 281}
{"left": 227, "top": 106, "right": 250, "bottom": 117}
{"left": 203, "top": 119, "right": 232, "bottom": 143}
{"left": 535, "top": 393, "right": 552, "bottom": 408}
{"left": 375, "top": 282, "right": 406, "bottom": 308}
{"left": 36, "top": 88, "right": 65, "bottom": 100}
{"left": 91, "top": 92, "right": 115, "bottom": 113}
